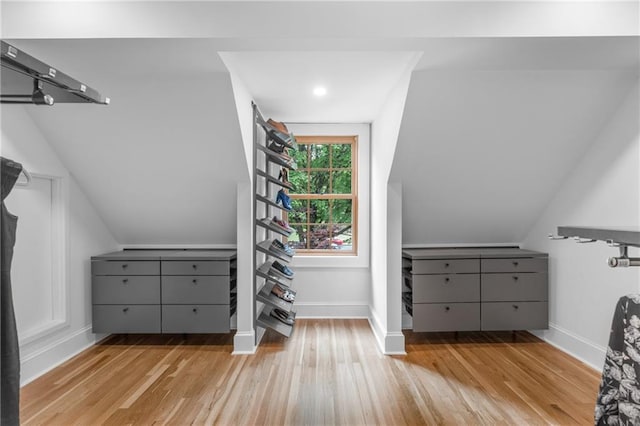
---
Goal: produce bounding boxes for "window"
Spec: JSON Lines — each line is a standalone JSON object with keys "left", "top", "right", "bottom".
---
{"left": 286, "top": 136, "right": 358, "bottom": 255}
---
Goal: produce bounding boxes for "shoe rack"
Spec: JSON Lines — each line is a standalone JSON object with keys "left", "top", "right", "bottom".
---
{"left": 252, "top": 102, "right": 298, "bottom": 339}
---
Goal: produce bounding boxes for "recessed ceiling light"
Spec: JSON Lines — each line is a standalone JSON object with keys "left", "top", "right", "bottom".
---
{"left": 313, "top": 86, "right": 327, "bottom": 97}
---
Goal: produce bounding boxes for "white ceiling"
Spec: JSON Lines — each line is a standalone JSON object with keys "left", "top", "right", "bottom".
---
{"left": 220, "top": 51, "right": 420, "bottom": 122}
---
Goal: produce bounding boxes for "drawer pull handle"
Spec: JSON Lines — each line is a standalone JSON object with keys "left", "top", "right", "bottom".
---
{"left": 445, "top": 306, "right": 450, "bottom": 312}
{"left": 122, "top": 264, "right": 128, "bottom": 269}
{"left": 513, "top": 276, "right": 519, "bottom": 281}
{"left": 513, "top": 305, "right": 519, "bottom": 310}
{"left": 123, "top": 307, "right": 129, "bottom": 313}
{"left": 192, "top": 264, "right": 197, "bottom": 269}
{"left": 445, "top": 277, "right": 450, "bottom": 283}
{"left": 513, "top": 261, "right": 519, "bottom": 267}
{"left": 122, "top": 278, "right": 128, "bottom": 284}
{"left": 192, "top": 279, "right": 197, "bottom": 284}
{"left": 444, "top": 263, "right": 450, "bottom": 268}
{"left": 192, "top": 308, "right": 198, "bottom": 313}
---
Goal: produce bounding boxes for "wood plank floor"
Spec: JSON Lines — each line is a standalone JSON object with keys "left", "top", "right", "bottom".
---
{"left": 20, "top": 319, "right": 601, "bottom": 425}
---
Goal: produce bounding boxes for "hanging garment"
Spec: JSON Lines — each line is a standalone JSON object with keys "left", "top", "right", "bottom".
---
{"left": 595, "top": 294, "right": 640, "bottom": 425}
{"left": 1, "top": 156, "right": 22, "bottom": 426}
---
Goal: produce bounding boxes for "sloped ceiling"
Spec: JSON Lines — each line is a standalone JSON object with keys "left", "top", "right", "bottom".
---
{"left": 392, "top": 64, "right": 639, "bottom": 245}
{"left": 6, "top": 39, "right": 247, "bottom": 245}
{"left": 2, "top": 1, "right": 637, "bottom": 247}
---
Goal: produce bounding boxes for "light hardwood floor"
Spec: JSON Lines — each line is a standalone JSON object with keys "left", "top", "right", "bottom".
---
{"left": 21, "top": 319, "right": 601, "bottom": 425}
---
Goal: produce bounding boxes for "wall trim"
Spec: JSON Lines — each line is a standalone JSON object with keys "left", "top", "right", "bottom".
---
{"left": 368, "top": 308, "right": 406, "bottom": 355}
{"left": 294, "top": 303, "right": 369, "bottom": 318}
{"left": 232, "top": 331, "right": 256, "bottom": 355}
{"left": 402, "top": 243, "right": 521, "bottom": 249}
{"left": 121, "top": 244, "right": 237, "bottom": 250}
{"left": 531, "top": 322, "right": 605, "bottom": 372}
{"left": 15, "top": 173, "right": 70, "bottom": 346}
{"left": 20, "top": 325, "right": 98, "bottom": 386}
{"left": 368, "top": 308, "right": 386, "bottom": 354}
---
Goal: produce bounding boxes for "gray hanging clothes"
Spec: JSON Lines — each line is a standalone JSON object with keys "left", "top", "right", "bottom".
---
{"left": 595, "top": 294, "right": 640, "bottom": 425}
{"left": 1, "top": 156, "right": 22, "bottom": 426}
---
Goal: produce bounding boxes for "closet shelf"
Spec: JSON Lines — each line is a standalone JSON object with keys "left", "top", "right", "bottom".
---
{"left": 256, "top": 280, "right": 295, "bottom": 312}
{"left": 256, "top": 239, "right": 293, "bottom": 263}
{"left": 256, "top": 194, "right": 291, "bottom": 213}
{"left": 257, "top": 308, "right": 296, "bottom": 338}
{"left": 256, "top": 169, "right": 294, "bottom": 191}
{"left": 256, "top": 218, "right": 293, "bottom": 237}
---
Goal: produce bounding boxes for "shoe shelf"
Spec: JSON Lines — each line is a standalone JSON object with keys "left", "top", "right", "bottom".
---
{"left": 256, "top": 218, "right": 293, "bottom": 237}
{"left": 256, "top": 194, "right": 291, "bottom": 213}
{"left": 256, "top": 280, "right": 295, "bottom": 312}
{"left": 256, "top": 169, "right": 294, "bottom": 191}
{"left": 257, "top": 308, "right": 296, "bottom": 338}
{"left": 253, "top": 102, "right": 298, "bottom": 340}
{"left": 256, "top": 114, "right": 297, "bottom": 150}
{"left": 257, "top": 144, "right": 297, "bottom": 170}
{"left": 256, "top": 262, "right": 293, "bottom": 288}
{"left": 256, "top": 239, "right": 293, "bottom": 263}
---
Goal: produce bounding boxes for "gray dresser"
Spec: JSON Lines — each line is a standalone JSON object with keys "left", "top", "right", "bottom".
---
{"left": 92, "top": 250, "right": 237, "bottom": 334}
{"left": 402, "top": 248, "right": 548, "bottom": 332}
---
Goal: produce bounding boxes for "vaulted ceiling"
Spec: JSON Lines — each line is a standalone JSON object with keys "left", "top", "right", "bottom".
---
{"left": 1, "top": 1, "right": 637, "bottom": 245}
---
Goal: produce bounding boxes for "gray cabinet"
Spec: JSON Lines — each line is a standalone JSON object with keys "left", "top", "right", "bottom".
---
{"left": 91, "top": 250, "right": 236, "bottom": 334}
{"left": 403, "top": 247, "right": 548, "bottom": 332}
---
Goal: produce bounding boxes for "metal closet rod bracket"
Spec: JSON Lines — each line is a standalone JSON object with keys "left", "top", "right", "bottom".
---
{"left": 547, "top": 233, "right": 640, "bottom": 268}
{"left": 607, "top": 242, "right": 640, "bottom": 268}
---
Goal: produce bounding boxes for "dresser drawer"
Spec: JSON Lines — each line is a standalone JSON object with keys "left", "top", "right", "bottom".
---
{"left": 412, "top": 259, "right": 479, "bottom": 275}
{"left": 481, "top": 302, "right": 548, "bottom": 330}
{"left": 161, "top": 260, "right": 229, "bottom": 276}
{"left": 413, "top": 303, "right": 480, "bottom": 332}
{"left": 92, "top": 276, "right": 160, "bottom": 304}
{"left": 481, "top": 273, "right": 548, "bottom": 302}
{"left": 161, "top": 305, "right": 230, "bottom": 333}
{"left": 92, "top": 260, "right": 159, "bottom": 276}
{"left": 92, "top": 305, "right": 161, "bottom": 333}
{"left": 481, "top": 257, "right": 547, "bottom": 273}
{"left": 161, "top": 276, "right": 230, "bottom": 304}
{"left": 413, "top": 274, "right": 480, "bottom": 303}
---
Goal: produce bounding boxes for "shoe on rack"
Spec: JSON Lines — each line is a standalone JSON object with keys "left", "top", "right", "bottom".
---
{"left": 275, "top": 189, "right": 293, "bottom": 211}
{"left": 270, "top": 241, "right": 294, "bottom": 257}
{"left": 272, "top": 216, "right": 293, "bottom": 232}
{"left": 272, "top": 260, "right": 294, "bottom": 277}
{"left": 267, "top": 119, "right": 289, "bottom": 135}
{"left": 271, "top": 284, "right": 295, "bottom": 302}
{"left": 272, "top": 239, "right": 295, "bottom": 256}
{"left": 268, "top": 142, "right": 291, "bottom": 160}
{"left": 270, "top": 307, "right": 294, "bottom": 326}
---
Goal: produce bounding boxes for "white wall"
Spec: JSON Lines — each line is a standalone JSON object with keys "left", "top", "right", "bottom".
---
{"left": 370, "top": 59, "right": 417, "bottom": 354}
{"left": 223, "top": 59, "right": 256, "bottom": 353}
{"left": 522, "top": 80, "right": 640, "bottom": 370}
{"left": 1, "top": 105, "right": 119, "bottom": 385}
{"left": 283, "top": 123, "right": 371, "bottom": 318}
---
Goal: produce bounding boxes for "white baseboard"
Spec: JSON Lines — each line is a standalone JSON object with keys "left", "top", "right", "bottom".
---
{"left": 20, "top": 325, "right": 100, "bottom": 386}
{"left": 531, "top": 322, "right": 605, "bottom": 372}
{"left": 294, "top": 303, "right": 369, "bottom": 318}
{"left": 232, "top": 330, "right": 256, "bottom": 355}
{"left": 367, "top": 308, "right": 407, "bottom": 355}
